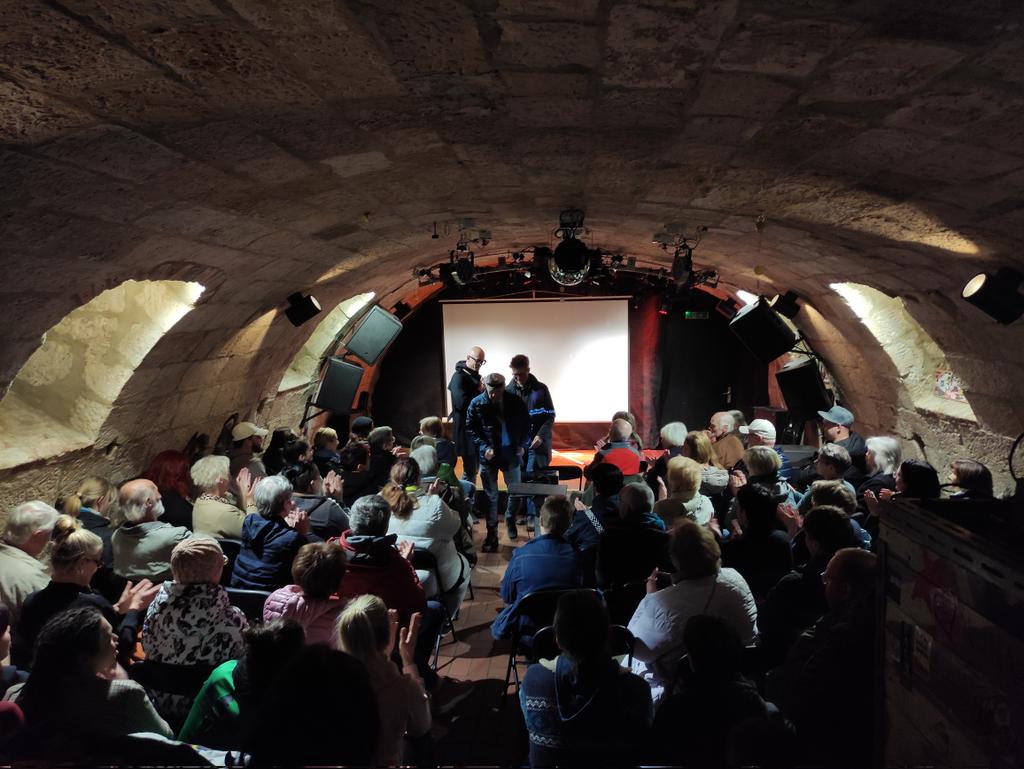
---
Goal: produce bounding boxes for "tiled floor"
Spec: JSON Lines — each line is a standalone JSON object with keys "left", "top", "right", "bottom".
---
{"left": 430, "top": 516, "right": 532, "bottom": 766}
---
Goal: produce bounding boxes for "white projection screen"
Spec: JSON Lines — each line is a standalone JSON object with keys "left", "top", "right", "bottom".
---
{"left": 442, "top": 298, "right": 629, "bottom": 422}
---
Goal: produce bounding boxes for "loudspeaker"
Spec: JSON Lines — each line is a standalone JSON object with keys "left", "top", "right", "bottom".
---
{"left": 775, "top": 359, "right": 832, "bottom": 418}
{"left": 728, "top": 299, "right": 798, "bottom": 363}
{"left": 312, "top": 357, "right": 364, "bottom": 414}
{"left": 346, "top": 305, "right": 403, "bottom": 365}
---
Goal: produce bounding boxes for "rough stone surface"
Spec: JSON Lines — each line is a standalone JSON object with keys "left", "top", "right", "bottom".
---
{"left": 1, "top": 1, "right": 1023, "bottom": 507}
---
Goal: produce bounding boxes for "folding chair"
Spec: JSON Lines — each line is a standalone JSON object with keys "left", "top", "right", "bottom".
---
{"left": 550, "top": 465, "right": 584, "bottom": 491}
{"left": 410, "top": 548, "right": 459, "bottom": 668}
{"left": 216, "top": 538, "right": 243, "bottom": 587}
{"left": 600, "top": 580, "right": 648, "bottom": 626}
{"left": 225, "top": 587, "right": 272, "bottom": 624}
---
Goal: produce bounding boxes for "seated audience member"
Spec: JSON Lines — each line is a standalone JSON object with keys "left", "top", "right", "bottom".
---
{"left": 520, "top": 590, "right": 652, "bottom": 768}
{"left": 793, "top": 406, "right": 867, "bottom": 490}
{"left": 334, "top": 495, "right": 426, "bottom": 627}
{"left": 721, "top": 483, "right": 793, "bottom": 603}
{"left": 280, "top": 437, "right": 310, "bottom": 468}
{"left": 409, "top": 445, "right": 476, "bottom": 566}
{"left": 595, "top": 410, "right": 644, "bottom": 452}
{"left": 7, "top": 606, "right": 173, "bottom": 746}
{"left": 111, "top": 479, "right": 192, "bottom": 582}
{"left": 947, "top": 459, "right": 994, "bottom": 499}
{"left": 60, "top": 476, "right": 117, "bottom": 562}
{"left": 366, "top": 426, "right": 400, "bottom": 492}
{"left": 596, "top": 483, "right": 669, "bottom": 588}
{"left": 142, "top": 538, "right": 247, "bottom": 723}
{"left": 785, "top": 480, "right": 871, "bottom": 560}
{"left": 409, "top": 434, "right": 436, "bottom": 452}
{"left": 261, "top": 428, "right": 297, "bottom": 477}
{"left": 683, "top": 430, "right": 730, "bottom": 497}
{"left": 492, "top": 496, "right": 582, "bottom": 640}
{"left": 143, "top": 451, "right": 195, "bottom": 531}
{"left": 227, "top": 421, "right": 268, "bottom": 477}
{"left": 0, "top": 603, "right": 28, "bottom": 699}
{"left": 645, "top": 421, "right": 688, "bottom": 492}
{"left": 629, "top": 519, "right": 757, "bottom": 701}
{"left": 757, "top": 505, "right": 858, "bottom": 666}
{"left": 383, "top": 458, "right": 469, "bottom": 616}
{"left": 857, "top": 436, "right": 900, "bottom": 503}
{"left": 284, "top": 460, "right": 350, "bottom": 540}
{"left": 706, "top": 411, "right": 745, "bottom": 470}
{"left": 738, "top": 419, "right": 793, "bottom": 480}
{"left": 653, "top": 456, "right": 715, "bottom": 527}
{"left": 725, "top": 446, "right": 796, "bottom": 536}
{"left": 419, "top": 415, "right": 457, "bottom": 468}
{"left": 14, "top": 518, "right": 157, "bottom": 668}
{"left": 794, "top": 443, "right": 855, "bottom": 514}
{"left": 190, "top": 455, "right": 254, "bottom": 539}
{"left": 772, "top": 549, "right": 877, "bottom": 768}
{"left": 651, "top": 615, "right": 779, "bottom": 767}
{"left": 588, "top": 418, "right": 644, "bottom": 480}
{"left": 566, "top": 463, "right": 623, "bottom": 553}
{"left": 231, "top": 476, "right": 315, "bottom": 591}
{"left": 263, "top": 542, "right": 347, "bottom": 645}
{"left": 335, "top": 596, "right": 430, "bottom": 767}
{"left": 0, "top": 502, "right": 58, "bottom": 624}
{"left": 179, "top": 619, "right": 305, "bottom": 749}
{"left": 311, "top": 426, "right": 341, "bottom": 476}
{"left": 338, "top": 416, "right": 374, "bottom": 470}
{"left": 243, "top": 644, "right": 379, "bottom": 767}
{"left": 863, "top": 457, "right": 941, "bottom": 530}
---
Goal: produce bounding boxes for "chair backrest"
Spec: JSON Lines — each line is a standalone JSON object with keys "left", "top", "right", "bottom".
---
{"left": 601, "top": 580, "right": 647, "bottom": 625}
{"left": 512, "top": 588, "right": 602, "bottom": 643}
{"left": 129, "top": 659, "right": 217, "bottom": 697}
{"left": 552, "top": 465, "right": 583, "bottom": 480}
{"left": 531, "top": 625, "right": 559, "bottom": 661}
{"left": 525, "top": 622, "right": 634, "bottom": 665}
{"left": 609, "top": 624, "right": 636, "bottom": 664}
{"left": 217, "top": 538, "right": 243, "bottom": 587}
{"left": 225, "top": 587, "right": 272, "bottom": 623}
{"left": 410, "top": 547, "right": 440, "bottom": 577}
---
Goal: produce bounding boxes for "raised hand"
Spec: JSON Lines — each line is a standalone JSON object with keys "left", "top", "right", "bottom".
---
{"left": 387, "top": 608, "right": 400, "bottom": 655}
{"left": 399, "top": 612, "right": 422, "bottom": 668}
{"left": 427, "top": 478, "right": 443, "bottom": 496}
{"left": 484, "top": 448, "right": 495, "bottom": 461}
{"left": 776, "top": 502, "right": 803, "bottom": 537}
{"left": 236, "top": 467, "right": 256, "bottom": 506}
{"left": 288, "top": 510, "right": 311, "bottom": 535}
{"left": 728, "top": 469, "right": 747, "bottom": 495}
{"left": 324, "top": 470, "right": 344, "bottom": 499}
{"left": 656, "top": 476, "right": 668, "bottom": 501}
{"left": 114, "top": 579, "right": 161, "bottom": 614}
{"left": 645, "top": 567, "right": 660, "bottom": 595}
{"left": 397, "top": 539, "right": 415, "bottom": 560}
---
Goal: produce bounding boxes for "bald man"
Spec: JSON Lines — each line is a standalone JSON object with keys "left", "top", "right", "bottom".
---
{"left": 111, "top": 478, "right": 192, "bottom": 582}
{"left": 448, "top": 345, "right": 486, "bottom": 485}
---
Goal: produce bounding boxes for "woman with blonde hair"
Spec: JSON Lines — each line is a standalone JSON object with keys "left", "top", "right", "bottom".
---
{"left": 383, "top": 457, "right": 469, "bottom": 616}
{"left": 335, "top": 594, "right": 430, "bottom": 767}
{"left": 682, "top": 430, "right": 730, "bottom": 497}
{"left": 13, "top": 516, "right": 158, "bottom": 668}
{"left": 60, "top": 476, "right": 117, "bottom": 560}
{"left": 653, "top": 457, "right": 715, "bottom": 527}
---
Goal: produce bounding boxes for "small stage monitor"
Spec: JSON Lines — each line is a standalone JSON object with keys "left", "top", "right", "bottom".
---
{"left": 346, "top": 305, "right": 403, "bottom": 365}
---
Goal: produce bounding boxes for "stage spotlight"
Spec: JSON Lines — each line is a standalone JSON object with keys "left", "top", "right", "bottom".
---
{"left": 285, "top": 292, "right": 322, "bottom": 327}
{"left": 962, "top": 268, "right": 1024, "bottom": 324}
{"left": 549, "top": 237, "right": 592, "bottom": 286}
{"left": 771, "top": 290, "right": 801, "bottom": 319}
{"left": 454, "top": 257, "right": 475, "bottom": 286}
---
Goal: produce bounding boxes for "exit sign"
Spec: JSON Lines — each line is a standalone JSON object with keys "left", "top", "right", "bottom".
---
{"left": 684, "top": 310, "right": 709, "bottom": 320}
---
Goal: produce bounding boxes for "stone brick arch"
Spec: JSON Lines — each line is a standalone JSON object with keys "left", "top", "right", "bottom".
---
{"left": 0, "top": 279, "right": 205, "bottom": 470}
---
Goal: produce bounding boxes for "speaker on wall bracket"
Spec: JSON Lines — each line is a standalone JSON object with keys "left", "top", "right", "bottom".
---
{"left": 301, "top": 356, "right": 365, "bottom": 426}
{"left": 775, "top": 358, "right": 833, "bottom": 420}
{"left": 346, "top": 305, "right": 404, "bottom": 365}
{"left": 728, "top": 298, "right": 798, "bottom": 364}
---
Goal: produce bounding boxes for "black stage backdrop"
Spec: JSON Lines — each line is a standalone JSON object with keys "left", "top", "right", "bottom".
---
{"left": 371, "top": 292, "right": 767, "bottom": 448}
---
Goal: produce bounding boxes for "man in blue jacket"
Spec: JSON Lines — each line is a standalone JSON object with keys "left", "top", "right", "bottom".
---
{"left": 467, "top": 373, "right": 531, "bottom": 552}
{"left": 492, "top": 496, "right": 582, "bottom": 639}
{"left": 506, "top": 354, "right": 556, "bottom": 533}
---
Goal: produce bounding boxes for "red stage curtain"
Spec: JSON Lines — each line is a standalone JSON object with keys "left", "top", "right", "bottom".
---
{"left": 628, "top": 293, "right": 663, "bottom": 448}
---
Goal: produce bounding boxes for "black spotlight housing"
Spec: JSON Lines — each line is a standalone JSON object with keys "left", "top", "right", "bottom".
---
{"left": 962, "top": 267, "right": 1024, "bottom": 324}
{"left": 771, "top": 290, "right": 801, "bottom": 319}
{"left": 285, "top": 292, "right": 322, "bottom": 327}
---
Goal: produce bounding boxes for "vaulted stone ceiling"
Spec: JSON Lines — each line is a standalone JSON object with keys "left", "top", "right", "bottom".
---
{"left": 2, "top": 0, "right": 1024, "bottom": 502}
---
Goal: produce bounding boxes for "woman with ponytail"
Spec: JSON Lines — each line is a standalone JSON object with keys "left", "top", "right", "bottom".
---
{"left": 12, "top": 517, "right": 159, "bottom": 669}
{"left": 383, "top": 457, "right": 469, "bottom": 615}
{"left": 335, "top": 594, "right": 429, "bottom": 767}
{"left": 519, "top": 590, "right": 653, "bottom": 768}
{"left": 60, "top": 476, "right": 117, "bottom": 563}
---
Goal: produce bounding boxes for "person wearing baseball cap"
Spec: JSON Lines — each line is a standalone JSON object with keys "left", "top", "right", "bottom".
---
{"left": 792, "top": 405, "right": 867, "bottom": 490}
{"left": 738, "top": 419, "right": 792, "bottom": 480}
{"left": 229, "top": 421, "right": 269, "bottom": 477}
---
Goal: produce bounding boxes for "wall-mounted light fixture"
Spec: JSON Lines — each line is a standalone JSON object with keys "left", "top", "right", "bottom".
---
{"left": 962, "top": 267, "right": 1024, "bottom": 324}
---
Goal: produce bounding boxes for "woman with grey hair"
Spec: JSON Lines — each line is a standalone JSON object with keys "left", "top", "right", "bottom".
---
{"left": 0, "top": 501, "right": 59, "bottom": 624}
{"left": 857, "top": 436, "right": 900, "bottom": 507}
{"left": 230, "top": 476, "right": 316, "bottom": 591}
{"left": 190, "top": 454, "right": 255, "bottom": 539}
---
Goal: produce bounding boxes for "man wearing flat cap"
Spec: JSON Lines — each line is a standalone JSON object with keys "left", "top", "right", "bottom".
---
{"left": 466, "top": 373, "right": 531, "bottom": 552}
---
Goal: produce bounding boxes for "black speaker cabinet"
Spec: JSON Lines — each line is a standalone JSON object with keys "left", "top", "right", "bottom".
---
{"left": 346, "top": 305, "right": 403, "bottom": 365}
{"left": 728, "top": 299, "right": 798, "bottom": 363}
{"left": 775, "top": 358, "right": 832, "bottom": 418}
{"left": 313, "top": 357, "right": 364, "bottom": 414}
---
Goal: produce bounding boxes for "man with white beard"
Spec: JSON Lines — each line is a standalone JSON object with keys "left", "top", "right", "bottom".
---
{"left": 111, "top": 478, "right": 192, "bottom": 582}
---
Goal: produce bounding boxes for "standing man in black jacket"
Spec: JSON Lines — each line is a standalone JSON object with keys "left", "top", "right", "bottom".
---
{"left": 448, "top": 346, "right": 486, "bottom": 486}
{"left": 467, "top": 373, "right": 531, "bottom": 551}
{"left": 506, "top": 354, "right": 556, "bottom": 532}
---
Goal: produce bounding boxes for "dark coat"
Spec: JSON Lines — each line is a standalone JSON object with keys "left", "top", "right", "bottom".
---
{"left": 447, "top": 361, "right": 482, "bottom": 456}
{"left": 506, "top": 374, "right": 556, "bottom": 458}
{"left": 721, "top": 530, "right": 794, "bottom": 603}
{"left": 231, "top": 514, "right": 314, "bottom": 591}
{"left": 596, "top": 519, "right": 670, "bottom": 588}
{"left": 465, "top": 391, "right": 531, "bottom": 467}
{"left": 492, "top": 535, "right": 582, "bottom": 639}
{"left": 334, "top": 531, "right": 426, "bottom": 626}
